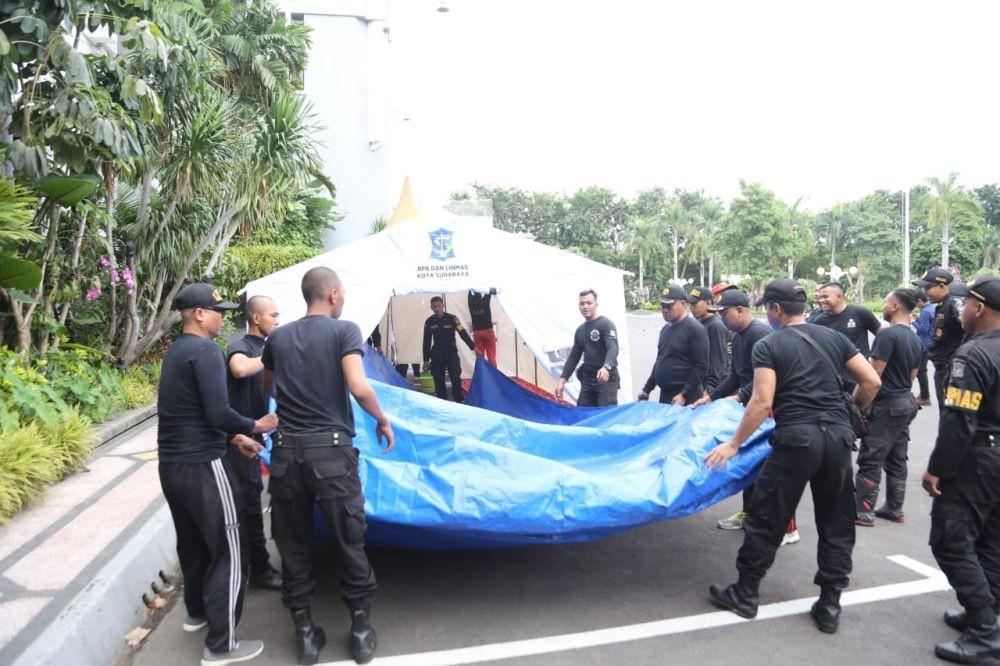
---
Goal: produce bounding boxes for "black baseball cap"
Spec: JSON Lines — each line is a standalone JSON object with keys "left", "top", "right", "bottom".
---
{"left": 754, "top": 278, "right": 808, "bottom": 306}
{"left": 953, "top": 276, "right": 1000, "bottom": 310}
{"left": 686, "top": 286, "right": 713, "bottom": 303}
{"left": 709, "top": 289, "right": 751, "bottom": 310}
{"left": 173, "top": 283, "right": 240, "bottom": 310}
{"left": 912, "top": 267, "right": 954, "bottom": 288}
{"left": 660, "top": 284, "right": 688, "bottom": 305}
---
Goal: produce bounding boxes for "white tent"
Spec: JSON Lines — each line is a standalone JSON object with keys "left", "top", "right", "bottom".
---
{"left": 242, "top": 214, "right": 632, "bottom": 403}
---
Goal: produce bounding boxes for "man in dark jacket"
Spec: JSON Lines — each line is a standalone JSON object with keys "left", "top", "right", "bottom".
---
{"left": 638, "top": 285, "right": 709, "bottom": 405}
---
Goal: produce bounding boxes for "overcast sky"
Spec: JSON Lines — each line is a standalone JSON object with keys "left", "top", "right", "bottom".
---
{"left": 385, "top": 0, "right": 999, "bottom": 213}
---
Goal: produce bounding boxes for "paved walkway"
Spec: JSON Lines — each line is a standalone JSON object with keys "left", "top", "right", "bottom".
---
{"left": 0, "top": 418, "right": 163, "bottom": 663}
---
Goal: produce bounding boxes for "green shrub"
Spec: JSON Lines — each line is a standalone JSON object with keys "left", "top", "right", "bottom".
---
{"left": 123, "top": 366, "right": 158, "bottom": 409}
{"left": 0, "top": 421, "right": 63, "bottom": 523}
{"left": 215, "top": 244, "right": 319, "bottom": 296}
{"left": 40, "top": 408, "right": 95, "bottom": 475}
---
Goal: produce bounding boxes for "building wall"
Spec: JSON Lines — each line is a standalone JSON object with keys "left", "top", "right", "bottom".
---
{"left": 282, "top": 1, "right": 393, "bottom": 249}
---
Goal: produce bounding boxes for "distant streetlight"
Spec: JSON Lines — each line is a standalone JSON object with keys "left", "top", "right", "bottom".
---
{"left": 817, "top": 264, "right": 857, "bottom": 283}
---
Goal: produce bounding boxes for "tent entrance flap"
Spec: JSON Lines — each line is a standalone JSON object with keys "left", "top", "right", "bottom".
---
{"left": 372, "top": 290, "right": 558, "bottom": 394}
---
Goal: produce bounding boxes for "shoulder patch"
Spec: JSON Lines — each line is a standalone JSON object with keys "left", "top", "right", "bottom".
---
{"left": 951, "top": 359, "right": 966, "bottom": 379}
{"left": 607, "top": 328, "right": 617, "bottom": 339}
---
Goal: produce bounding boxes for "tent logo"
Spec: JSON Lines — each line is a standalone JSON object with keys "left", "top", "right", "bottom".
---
{"left": 429, "top": 228, "right": 455, "bottom": 261}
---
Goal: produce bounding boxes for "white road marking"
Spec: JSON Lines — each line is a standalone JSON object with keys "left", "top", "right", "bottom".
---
{"left": 318, "top": 554, "right": 951, "bottom": 666}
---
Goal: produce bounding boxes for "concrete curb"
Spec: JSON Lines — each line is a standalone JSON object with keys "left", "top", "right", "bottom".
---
{"left": 94, "top": 403, "right": 158, "bottom": 447}
{"left": 12, "top": 502, "right": 176, "bottom": 666}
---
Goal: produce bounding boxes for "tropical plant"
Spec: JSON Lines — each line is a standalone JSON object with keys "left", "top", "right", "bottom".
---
{"left": 922, "top": 173, "right": 984, "bottom": 268}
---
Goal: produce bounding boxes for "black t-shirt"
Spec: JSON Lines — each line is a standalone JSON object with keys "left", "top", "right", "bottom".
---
{"left": 699, "top": 313, "right": 730, "bottom": 390}
{"left": 226, "top": 334, "right": 267, "bottom": 420}
{"left": 561, "top": 315, "right": 619, "bottom": 379}
{"left": 642, "top": 315, "right": 709, "bottom": 402}
{"left": 928, "top": 296, "right": 965, "bottom": 365}
{"left": 752, "top": 323, "right": 859, "bottom": 427}
{"left": 157, "top": 334, "right": 255, "bottom": 463}
{"left": 261, "top": 315, "right": 363, "bottom": 436}
{"left": 468, "top": 292, "right": 493, "bottom": 331}
{"left": 710, "top": 318, "right": 772, "bottom": 403}
{"left": 812, "top": 304, "right": 881, "bottom": 357}
{"left": 870, "top": 324, "right": 923, "bottom": 400}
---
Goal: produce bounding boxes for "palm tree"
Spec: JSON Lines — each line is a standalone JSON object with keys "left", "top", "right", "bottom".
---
{"left": 627, "top": 216, "right": 665, "bottom": 292}
{"left": 661, "top": 201, "right": 687, "bottom": 282}
{"left": 924, "top": 173, "right": 981, "bottom": 268}
{"left": 697, "top": 200, "right": 723, "bottom": 284}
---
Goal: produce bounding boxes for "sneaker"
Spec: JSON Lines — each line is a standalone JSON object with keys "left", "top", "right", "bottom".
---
{"left": 183, "top": 616, "right": 208, "bottom": 632}
{"left": 781, "top": 529, "right": 800, "bottom": 546}
{"left": 854, "top": 512, "right": 875, "bottom": 527}
{"left": 200, "top": 640, "right": 264, "bottom": 666}
{"left": 717, "top": 511, "right": 746, "bottom": 530}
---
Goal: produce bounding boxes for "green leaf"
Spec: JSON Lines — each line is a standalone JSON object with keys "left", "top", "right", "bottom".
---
{"left": 6, "top": 287, "right": 38, "bottom": 304}
{"left": 0, "top": 256, "right": 42, "bottom": 291}
{"left": 0, "top": 29, "right": 9, "bottom": 56}
{"left": 34, "top": 174, "right": 102, "bottom": 206}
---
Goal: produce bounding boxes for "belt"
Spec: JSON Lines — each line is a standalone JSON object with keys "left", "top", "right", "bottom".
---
{"left": 275, "top": 430, "right": 353, "bottom": 448}
{"left": 973, "top": 434, "right": 998, "bottom": 448}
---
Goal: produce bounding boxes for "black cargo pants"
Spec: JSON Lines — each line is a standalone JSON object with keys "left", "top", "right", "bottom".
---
{"left": 431, "top": 350, "right": 465, "bottom": 401}
{"left": 268, "top": 432, "right": 377, "bottom": 611}
{"left": 225, "top": 442, "right": 271, "bottom": 575}
{"left": 855, "top": 394, "right": 918, "bottom": 512}
{"left": 577, "top": 365, "right": 619, "bottom": 407}
{"left": 931, "top": 446, "right": 1000, "bottom": 613}
{"left": 737, "top": 422, "right": 857, "bottom": 590}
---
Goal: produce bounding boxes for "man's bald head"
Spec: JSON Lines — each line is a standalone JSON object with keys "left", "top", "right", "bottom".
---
{"left": 246, "top": 295, "right": 274, "bottom": 317}
{"left": 301, "top": 267, "right": 341, "bottom": 304}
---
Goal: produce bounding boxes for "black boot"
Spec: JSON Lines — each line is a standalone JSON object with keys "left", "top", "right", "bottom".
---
{"left": 810, "top": 587, "right": 842, "bottom": 634}
{"left": 874, "top": 475, "right": 906, "bottom": 523}
{"left": 854, "top": 473, "right": 879, "bottom": 527}
{"left": 944, "top": 605, "right": 1000, "bottom": 633}
{"left": 935, "top": 607, "right": 1000, "bottom": 663}
{"left": 250, "top": 564, "right": 282, "bottom": 590}
{"left": 291, "top": 607, "right": 326, "bottom": 666}
{"left": 350, "top": 607, "right": 377, "bottom": 664}
{"left": 708, "top": 576, "right": 759, "bottom": 619}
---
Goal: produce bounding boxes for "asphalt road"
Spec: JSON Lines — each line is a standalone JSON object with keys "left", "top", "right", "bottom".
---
{"left": 131, "top": 313, "right": 966, "bottom": 666}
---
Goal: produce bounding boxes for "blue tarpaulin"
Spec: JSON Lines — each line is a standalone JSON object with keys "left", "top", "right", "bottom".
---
{"left": 332, "top": 353, "right": 774, "bottom": 550}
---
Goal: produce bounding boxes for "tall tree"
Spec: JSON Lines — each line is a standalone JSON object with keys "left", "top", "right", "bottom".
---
{"left": 922, "top": 173, "right": 982, "bottom": 268}
{"left": 714, "top": 181, "right": 798, "bottom": 289}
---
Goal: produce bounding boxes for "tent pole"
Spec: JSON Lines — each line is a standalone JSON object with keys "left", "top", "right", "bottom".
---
{"left": 534, "top": 356, "right": 538, "bottom": 385}
{"left": 515, "top": 330, "right": 519, "bottom": 378}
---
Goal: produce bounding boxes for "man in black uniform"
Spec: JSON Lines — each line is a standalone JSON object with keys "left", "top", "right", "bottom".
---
{"left": 638, "top": 285, "right": 708, "bottom": 405}
{"left": 158, "top": 283, "right": 277, "bottom": 665}
{"left": 262, "top": 267, "right": 394, "bottom": 665}
{"left": 921, "top": 276, "right": 1000, "bottom": 664}
{"left": 468, "top": 288, "right": 498, "bottom": 367}
{"left": 692, "top": 289, "right": 774, "bottom": 532}
{"left": 854, "top": 288, "right": 923, "bottom": 526}
{"left": 705, "top": 278, "right": 881, "bottom": 634}
{"left": 422, "top": 296, "right": 475, "bottom": 402}
{"left": 556, "top": 289, "right": 620, "bottom": 406}
{"left": 225, "top": 295, "right": 283, "bottom": 590}
{"left": 914, "top": 267, "right": 965, "bottom": 410}
{"left": 813, "top": 282, "right": 881, "bottom": 392}
{"left": 688, "top": 285, "right": 730, "bottom": 394}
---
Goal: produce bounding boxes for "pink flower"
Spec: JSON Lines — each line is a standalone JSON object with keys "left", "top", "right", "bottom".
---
{"left": 86, "top": 288, "right": 102, "bottom": 300}
{"left": 99, "top": 257, "right": 110, "bottom": 267}
{"left": 122, "top": 267, "right": 133, "bottom": 281}
{"left": 110, "top": 269, "right": 120, "bottom": 284}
